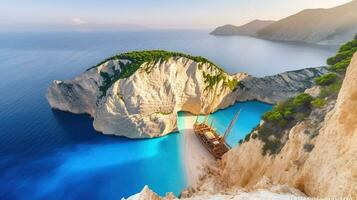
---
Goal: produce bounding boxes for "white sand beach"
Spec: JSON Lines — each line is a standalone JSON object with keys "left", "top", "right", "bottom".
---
{"left": 180, "top": 113, "right": 215, "bottom": 186}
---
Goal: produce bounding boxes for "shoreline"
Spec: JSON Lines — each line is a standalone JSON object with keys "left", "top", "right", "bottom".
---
{"left": 179, "top": 113, "right": 215, "bottom": 187}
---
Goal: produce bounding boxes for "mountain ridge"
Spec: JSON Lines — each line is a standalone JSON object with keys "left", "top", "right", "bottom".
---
{"left": 211, "top": 0, "right": 357, "bottom": 44}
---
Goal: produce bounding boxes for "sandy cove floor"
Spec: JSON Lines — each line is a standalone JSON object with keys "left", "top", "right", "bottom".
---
{"left": 180, "top": 113, "right": 215, "bottom": 186}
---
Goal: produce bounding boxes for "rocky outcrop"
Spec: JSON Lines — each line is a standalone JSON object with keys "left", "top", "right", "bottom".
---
{"left": 219, "top": 53, "right": 357, "bottom": 199}
{"left": 47, "top": 51, "right": 326, "bottom": 138}
{"left": 210, "top": 20, "right": 275, "bottom": 37}
{"left": 125, "top": 186, "right": 162, "bottom": 200}
{"left": 47, "top": 53, "right": 241, "bottom": 138}
{"left": 125, "top": 185, "right": 307, "bottom": 200}
{"left": 234, "top": 67, "right": 328, "bottom": 104}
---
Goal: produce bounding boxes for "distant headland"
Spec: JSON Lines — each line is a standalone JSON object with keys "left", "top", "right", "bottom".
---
{"left": 211, "top": 0, "right": 357, "bottom": 44}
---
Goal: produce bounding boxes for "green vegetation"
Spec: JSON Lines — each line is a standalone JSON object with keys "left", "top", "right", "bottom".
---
{"left": 314, "top": 36, "right": 355, "bottom": 98}
{"left": 315, "top": 73, "right": 337, "bottom": 86}
{"left": 202, "top": 71, "right": 225, "bottom": 91}
{"left": 257, "top": 93, "right": 316, "bottom": 155}
{"left": 251, "top": 35, "right": 357, "bottom": 156}
{"left": 311, "top": 98, "right": 326, "bottom": 108}
{"left": 87, "top": 50, "right": 238, "bottom": 97}
{"left": 252, "top": 93, "right": 313, "bottom": 155}
{"left": 91, "top": 50, "right": 237, "bottom": 97}
{"left": 202, "top": 70, "right": 238, "bottom": 93}
{"left": 263, "top": 93, "right": 313, "bottom": 127}
{"left": 318, "top": 80, "right": 342, "bottom": 99}
{"left": 225, "top": 78, "right": 239, "bottom": 91}
{"left": 292, "top": 93, "right": 314, "bottom": 107}
{"left": 327, "top": 37, "right": 357, "bottom": 72}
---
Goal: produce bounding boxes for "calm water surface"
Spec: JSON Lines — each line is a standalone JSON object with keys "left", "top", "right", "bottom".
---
{"left": 194, "top": 102, "right": 273, "bottom": 147}
{"left": 0, "top": 30, "right": 336, "bottom": 199}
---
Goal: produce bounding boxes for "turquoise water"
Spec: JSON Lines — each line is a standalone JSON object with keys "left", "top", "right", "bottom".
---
{"left": 0, "top": 30, "right": 329, "bottom": 199}
{"left": 185, "top": 102, "right": 272, "bottom": 147}
{"left": 0, "top": 112, "right": 186, "bottom": 200}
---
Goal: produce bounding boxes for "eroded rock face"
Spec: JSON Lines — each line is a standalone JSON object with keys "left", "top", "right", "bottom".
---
{"left": 47, "top": 55, "right": 325, "bottom": 138}
{"left": 220, "top": 53, "right": 357, "bottom": 199}
{"left": 47, "top": 57, "right": 240, "bottom": 138}
{"left": 124, "top": 185, "right": 306, "bottom": 200}
{"left": 235, "top": 67, "right": 328, "bottom": 104}
{"left": 300, "top": 53, "right": 357, "bottom": 197}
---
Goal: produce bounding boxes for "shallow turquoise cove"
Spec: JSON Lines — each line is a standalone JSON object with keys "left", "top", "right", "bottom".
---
{"left": 192, "top": 102, "right": 272, "bottom": 147}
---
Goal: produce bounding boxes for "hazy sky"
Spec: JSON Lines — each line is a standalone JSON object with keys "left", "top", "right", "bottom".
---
{"left": 0, "top": 0, "right": 353, "bottom": 30}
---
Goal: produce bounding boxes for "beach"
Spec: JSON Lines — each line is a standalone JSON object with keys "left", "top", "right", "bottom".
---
{"left": 179, "top": 113, "right": 215, "bottom": 186}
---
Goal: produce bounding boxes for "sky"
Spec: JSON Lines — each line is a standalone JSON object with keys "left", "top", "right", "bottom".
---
{"left": 0, "top": 0, "right": 353, "bottom": 30}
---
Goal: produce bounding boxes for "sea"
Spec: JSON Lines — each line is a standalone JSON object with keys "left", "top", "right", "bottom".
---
{"left": 0, "top": 30, "right": 338, "bottom": 200}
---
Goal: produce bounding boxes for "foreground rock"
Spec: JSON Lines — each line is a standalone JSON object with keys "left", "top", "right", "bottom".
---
{"left": 47, "top": 51, "right": 326, "bottom": 138}
{"left": 220, "top": 53, "right": 357, "bottom": 198}
{"left": 124, "top": 185, "right": 307, "bottom": 200}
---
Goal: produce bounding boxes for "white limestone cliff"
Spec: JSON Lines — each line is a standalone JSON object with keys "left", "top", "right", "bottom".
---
{"left": 47, "top": 56, "right": 241, "bottom": 138}
{"left": 47, "top": 53, "right": 325, "bottom": 138}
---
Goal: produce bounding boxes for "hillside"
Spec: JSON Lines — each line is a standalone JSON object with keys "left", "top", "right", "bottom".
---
{"left": 258, "top": 0, "right": 357, "bottom": 44}
{"left": 210, "top": 20, "right": 275, "bottom": 37}
{"left": 211, "top": 0, "right": 357, "bottom": 44}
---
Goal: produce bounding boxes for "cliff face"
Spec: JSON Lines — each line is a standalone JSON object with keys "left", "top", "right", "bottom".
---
{"left": 220, "top": 53, "right": 357, "bottom": 198}
{"left": 210, "top": 20, "right": 275, "bottom": 37}
{"left": 48, "top": 55, "right": 239, "bottom": 138}
{"left": 47, "top": 51, "right": 325, "bottom": 138}
{"left": 235, "top": 67, "right": 327, "bottom": 104}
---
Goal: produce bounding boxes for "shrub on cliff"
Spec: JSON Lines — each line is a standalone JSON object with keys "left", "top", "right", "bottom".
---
{"left": 255, "top": 35, "right": 357, "bottom": 156}
{"left": 319, "top": 80, "right": 342, "bottom": 98}
{"left": 327, "top": 37, "right": 357, "bottom": 72}
{"left": 311, "top": 98, "right": 326, "bottom": 108}
{"left": 91, "top": 50, "right": 237, "bottom": 97}
{"left": 292, "top": 93, "right": 313, "bottom": 108}
{"left": 263, "top": 93, "right": 313, "bottom": 126}
{"left": 263, "top": 110, "right": 283, "bottom": 122}
{"left": 258, "top": 93, "right": 314, "bottom": 155}
{"left": 315, "top": 73, "right": 337, "bottom": 86}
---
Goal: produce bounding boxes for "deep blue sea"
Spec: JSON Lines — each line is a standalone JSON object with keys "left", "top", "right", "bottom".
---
{"left": 0, "top": 30, "right": 337, "bottom": 200}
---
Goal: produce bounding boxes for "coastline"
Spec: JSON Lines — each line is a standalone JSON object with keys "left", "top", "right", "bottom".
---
{"left": 178, "top": 112, "right": 215, "bottom": 187}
